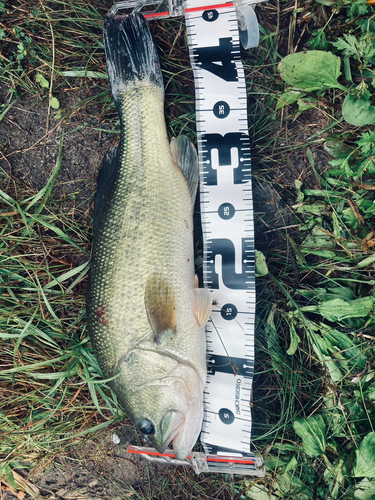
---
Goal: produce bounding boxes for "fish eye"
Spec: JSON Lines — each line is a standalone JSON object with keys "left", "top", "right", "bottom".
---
{"left": 137, "top": 419, "right": 155, "bottom": 435}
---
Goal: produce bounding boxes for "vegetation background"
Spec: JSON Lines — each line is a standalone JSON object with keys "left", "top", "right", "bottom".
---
{"left": 0, "top": 0, "right": 375, "bottom": 498}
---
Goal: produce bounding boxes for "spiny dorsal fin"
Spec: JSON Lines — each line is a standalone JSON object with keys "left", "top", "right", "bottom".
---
{"left": 191, "top": 288, "right": 212, "bottom": 327}
{"left": 145, "top": 274, "right": 177, "bottom": 344}
{"left": 94, "top": 144, "right": 120, "bottom": 224}
{"left": 170, "top": 136, "right": 199, "bottom": 203}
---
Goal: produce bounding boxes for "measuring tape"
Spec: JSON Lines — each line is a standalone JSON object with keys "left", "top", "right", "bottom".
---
{"left": 184, "top": 0, "right": 258, "bottom": 472}
{"left": 109, "top": 0, "right": 263, "bottom": 476}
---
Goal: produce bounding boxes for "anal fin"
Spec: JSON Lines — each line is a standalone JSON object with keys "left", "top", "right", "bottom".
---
{"left": 191, "top": 288, "right": 212, "bottom": 328}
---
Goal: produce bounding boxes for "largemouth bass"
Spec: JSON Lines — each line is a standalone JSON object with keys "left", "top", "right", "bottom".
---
{"left": 86, "top": 12, "right": 212, "bottom": 460}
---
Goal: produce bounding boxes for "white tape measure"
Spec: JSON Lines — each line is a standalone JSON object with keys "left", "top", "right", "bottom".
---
{"left": 109, "top": 0, "right": 263, "bottom": 475}
{"left": 184, "top": 0, "right": 257, "bottom": 468}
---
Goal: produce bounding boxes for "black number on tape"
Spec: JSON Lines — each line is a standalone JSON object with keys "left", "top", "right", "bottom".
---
{"left": 219, "top": 408, "right": 235, "bottom": 424}
{"left": 221, "top": 303, "right": 237, "bottom": 320}
{"left": 202, "top": 9, "right": 219, "bottom": 22}
{"left": 206, "top": 238, "right": 254, "bottom": 290}
{"left": 201, "top": 132, "right": 250, "bottom": 186}
{"left": 194, "top": 38, "right": 237, "bottom": 82}
{"left": 218, "top": 202, "right": 235, "bottom": 220}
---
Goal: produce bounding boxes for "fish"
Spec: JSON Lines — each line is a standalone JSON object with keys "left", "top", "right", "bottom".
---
{"left": 86, "top": 12, "right": 212, "bottom": 460}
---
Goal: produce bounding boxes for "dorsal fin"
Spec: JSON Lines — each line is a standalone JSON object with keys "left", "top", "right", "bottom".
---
{"left": 170, "top": 136, "right": 199, "bottom": 203}
{"left": 145, "top": 274, "right": 177, "bottom": 344}
{"left": 94, "top": 144, "right": 120, "bottom": 223}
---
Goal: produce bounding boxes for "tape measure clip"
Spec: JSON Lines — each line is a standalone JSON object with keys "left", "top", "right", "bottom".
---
{"left": 127, "top": 445, "right": 265, "bottom": 476}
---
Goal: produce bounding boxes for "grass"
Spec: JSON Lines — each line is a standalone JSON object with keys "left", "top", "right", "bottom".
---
{"left": 1, "top": 0, "right": 375, "bottom": 498}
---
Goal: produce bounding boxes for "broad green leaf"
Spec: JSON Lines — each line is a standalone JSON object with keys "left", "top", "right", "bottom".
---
{"left": 317, "top": 297, "right": 374, "bottom": 322}
{"left": 287, "top": 321, "right": 301, "bottom": 355}
{"left": 50, "top": 96, "right": 60, "bottom": 109}
{"left": 323, "top": 140, "right": 349, "bottom": 159}
{"left": 297, "top": 98, "right": 314, "bottom": 112}
{"left": 263, "top": 455, "right": 288, "bottom": 469}
{"left": 61, "top": 70, "right": 108, "bottom": 79}
{"left": 278, "top": 51, "right": 346, "bottom": 92}
{"left": 342, "top": 93, "right": 375, "bottom": 126}
{"left": 353, "top": 432, "right": 375, "bottom": 478}
{"left": 306, "top": 147, "right": 315, "bottom": 168}
{"left": 320, "top": 325, "right": 366, "bottom": 368}
{"left": 342, "top": 207, "right": 360, "bottom": 229}
{"left": 275, "top": 472, "right": 313, "bottom": 500}
{"left": 294, "top": 414, "right": 326, "bottom": 457}
{"left": 311, "top": 335, "right": 343, "bottom": 382}
{"left": 301, "top": 249, "right": 336, "bottom": 258}
{"left": 36, "top": 73, "right": 49, "bottom": 89}
{"left": 284, "top": 455, "right": 298, "bottom": 473}
{"left": 356, "top": 254, "right": 375, "bottom": 268}
{"left": 255, "top": 250, "right": 268, "bottom": 276}
{"left": 0, "top": 463, "right": 17, "bottom": 491}
{"left": 326, "top": 286, "right": 354, "bottom": 301}
{"left": 276, "top": 90, "right": 304, "bottom": 110}
{"left": 365, "top": 383, "right": 375, "bottom": 401}
{"left": 332, "top": 211, "right": 340, "bottom": 240}
{"left": 295, "top": 179, "right": 304, "bottom": 202}
{"left": 293, "top": 201, "right": 326, "bottom": 215}
{"left": 301, "top": 226, "right": 333, "bottom": 250}
{"left": 331, "top": 459, "right": 346, "bottom": 499}
{"left": 355, "top": 478, "right": 375, "bottom": 500}
{"left": 245, "top": 484, "right": 278, "bottom": 500}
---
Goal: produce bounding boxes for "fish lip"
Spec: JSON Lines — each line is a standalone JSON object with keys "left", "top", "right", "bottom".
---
{"left": 157, "top": 420, "right": 185, "bottom": 454}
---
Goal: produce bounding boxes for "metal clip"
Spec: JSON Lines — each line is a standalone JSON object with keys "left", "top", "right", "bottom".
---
{"left": 108, "top": 0, "right": 184, "bottom": 18}
{"left": 127, "top": 445, "right": 265, "bottom": 476}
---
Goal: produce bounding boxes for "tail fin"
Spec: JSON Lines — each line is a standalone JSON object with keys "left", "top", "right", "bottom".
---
{"left": 103, "top": 12, "right": 164, "bottom": 107}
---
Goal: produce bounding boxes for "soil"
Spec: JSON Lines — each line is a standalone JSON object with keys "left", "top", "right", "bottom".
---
{"left": 0, "top": 82, "right": 115, "bottom": 213}
{"left": 1, "top": 426, "right": 164, "bottom": 500}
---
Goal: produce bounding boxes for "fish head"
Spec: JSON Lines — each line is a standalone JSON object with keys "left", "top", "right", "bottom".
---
{"left": 133, "top": 362, "right": 204, "bottom": 460}
{"left": 114, "top": 352, "right": 204, "bottom": 460}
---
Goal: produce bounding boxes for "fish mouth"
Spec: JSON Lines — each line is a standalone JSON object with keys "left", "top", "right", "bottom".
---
{"left": 171, "top": 402, "right": 204, "bottom": 460}
{"left": 156, "top": 396, "right": 203, "bottom": 461}
{"left": 157, "top": 410, "right": 185, "bottom": 454}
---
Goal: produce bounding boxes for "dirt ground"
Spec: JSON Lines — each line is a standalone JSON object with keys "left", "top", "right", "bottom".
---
{"left": 1, "top": 425, "right": 165, "bottom": 500}
{"left": 0, "top": 81, "right": 115, "bottom": 212}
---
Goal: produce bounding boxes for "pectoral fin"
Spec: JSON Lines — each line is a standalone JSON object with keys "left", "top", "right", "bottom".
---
{"left": 191, "top": 288, "right": 212, "bottom": 327}
{"left": 170, "top": 136, "right": 199, "bottom": 203}
{"left": 145, "top": 274, "right": 177, "bottom": 344}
